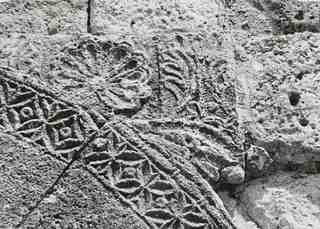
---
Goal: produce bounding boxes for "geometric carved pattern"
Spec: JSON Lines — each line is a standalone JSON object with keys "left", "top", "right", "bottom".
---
{"left": 83, "top": 122, "right": 236, "bottom": 229}
{"left": 157, "top": 40, "right": 201, "bottom": 119}
{"left": 0, "top": 68, "right": 237, "bottom": 228}
{"left": 0, "top": 32, "right": 240, "bottom": 229}
{"left": 154, "top": 36, "right": 241, "bottom": 157}
{"left": 51, "top": 37, "right": 152, "bottom": 113}
{"left": 0, "top": 69, "right": 100, "bottom": 161}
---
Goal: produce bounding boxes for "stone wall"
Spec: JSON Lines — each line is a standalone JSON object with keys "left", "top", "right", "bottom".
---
{"left": 0, "top": 0, "right": 320, "bottom": 229}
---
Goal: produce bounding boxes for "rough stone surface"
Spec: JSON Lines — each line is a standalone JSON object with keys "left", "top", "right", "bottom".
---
{"left": 0, "top": 130, "right": 143, "bottom": 229}
{"left": 236, "top": 32, "right": 320, "bottom": 165}
{"left": 25, "top": 163, "right": 146, "bottom": 229}
{"left": 228, "top": 0, "right": 274, "bottom": 41}
{"left": 0, "top": 65, "right": 240, "bottom": 228}
{"left": 91, "top": 0, "right": 224, "bottom": 36}
{"left": 241, "top": 172, "right": 320, "bottom": 229}
{"left": 0, "top": 0, "right": 243, "bottom": 227}
{"left": 219, "top": 191, "right": 260, "bottom": 229}
{"left": 246, "top": 145, "right": 273, "bottom": 179}
{"left": 251, "top": 0, "right": 320, "bottom": 34}
{"left": 0, "top": 133, "right": 65, "bottom": 228}
{"left": 221, "top": 165, "right": 245, "bottom": 184}
{"left": 0, "top": 0, "right": 87, "bottom": 34}
{"left": 1, "top": 0, "right": 320, "bottom": 229}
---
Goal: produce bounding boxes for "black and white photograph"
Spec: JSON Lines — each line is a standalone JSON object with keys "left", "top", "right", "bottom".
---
{"left": 0, "top": 0, "right": 319, "bottom": 228}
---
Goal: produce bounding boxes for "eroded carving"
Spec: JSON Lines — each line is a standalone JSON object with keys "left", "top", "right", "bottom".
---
{"left": 0, "top": 34, "right": 242, "bottom": 229}
{"left": 50, "top": 36, "right": 152, "bottom": 113}
{"left": 83, "top": 121, "right": 237, "bottom": 229}
{"left": 0, "top": 68, "right": 100, "bottom": 161}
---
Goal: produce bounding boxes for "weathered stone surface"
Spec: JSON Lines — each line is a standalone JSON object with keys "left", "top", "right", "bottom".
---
{"left": 246, "top": 145, "right": 273, "bottom": 178}
{"left": 0, "top": 0, "right": 87, "bottom": 34}
{"left": 0, "top": 30, "right": 244, "bottom": 176}
{"left": 0, "top": 135, "right": 145, "bottom": 228}
{"left": 0, "top": 56, "right": 241, "bottom": 228}
{"left": 0, "top": 133, "right": 65, "bottom": 228}
{"left": 4, "top": 0, "right": 320, "bottom": 229}
{"left": 227, "top": 0, "right": 274, "bottom": 41}
{"left": 0, "top": 0, "right": 245, "bottom": 226}
{"left": 219, "top": 191, "right": 260, "bottom": 229}
{"left": 24, "top": 163, "right": 146, "bottom": 229}
{"left": 221, "top": 165, "right": 245, "bottom": 184}
{"left": 236, "top": 32, "right": 320, "bottom": 165}
{"left": 241, "top": 172, "right": 320, "bottom": 229}
{"left": 91, "top": 0, "right": 224, "bottom": 36}
{"left": 250, "top": 0, "right": 320, "bottom": 34}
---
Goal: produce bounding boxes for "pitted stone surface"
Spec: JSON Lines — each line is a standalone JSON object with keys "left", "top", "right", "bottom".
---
{"left": 24, "top": 163, "right": 146, "bottom": 229}
{"left": 236, "top": 32, "right": 320, "bottom": 165}
{"left": 0, "top": 63, "right": 241, "bottom": 228}
{"left": 0, "top": 0, "right": 87, "bottom": 34}
{"left": 0, "top": 133, "right": 66, "bottom": 227}
{"left": 0, "top": 0, "right": 244, "bottom": 226}
{"left": 252, "top": 0, "right": 320, "bottom": 34}
{"left": 241, "top": 172, "right": 320, "bottom": 229}
{"left": 91, "top": 0, "right": 224, "bottom": 36}
{"left": 2, "top": 0, "right": 320, "bottom": 229}
{"left": 246, "top": 145, "right": 273, "bottom": 179}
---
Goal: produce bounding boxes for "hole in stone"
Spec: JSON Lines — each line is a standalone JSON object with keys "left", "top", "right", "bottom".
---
{"left": 294, "top": 10, "right": 304, "bottom": 20}
{"left": 241, "top": 23, "right": 250, "bottom": 30}
{"left": 59, "top": 127, "right": 73, "bottom": 139}
{"left": 87, "top": 44, "right": 96, "bottom": 55}
{"left": 299, "top": 117, "right": 309, "bottom": 127}
{"left": 175, "top": 35, "right": 184, "bottom": 44}
{"left": 285, "top": 162, "right": 300, "bottom": 172}
{"left": 124, "top": 59, "right": 138, "bottom": 70}
{"left": 102, "top": 42, "right": 112, "bottom": 51}
{"left": 296, "top": 72, "right": 304, "bottom": 80}
{"left": 315, "top": 161, "right": 320, "bottom": 172}
{"left": 112, "top": 47, "right": 127, "bottom": 61}
{"left": 288, "top": 91, "right": 301, "bottom": 106}
{"left": 20, "top": 107, "right": 34, "bottom": 119}
{"left": 126, "top": 72, "right": 141, "bottom": 81}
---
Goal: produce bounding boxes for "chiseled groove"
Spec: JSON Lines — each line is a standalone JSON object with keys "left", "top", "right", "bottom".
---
{"left": 111, "top": 122, "right": 236, "bottom": 228}
{"left": 155, "top": 44, "right": 163, "bottom": 114}
{"left": 84, "top": 166, "right": 156, "bottom": 229}
{"left": 0, "top": 70, "right": 101, "bottom": 227}
{"left": 0, "top": 67, "right": 94, "bottom": 114}
{"left": 87, "top": 0, "right": 94, "bottom": 33}
{"left": 106, "top": 122, "right": 216, "bottom": 228}
{"left": 15, "top": 132, "right": 98, "bottom": 228}
{"left": 0, "top": 73, "right": 152, "bottom": 228}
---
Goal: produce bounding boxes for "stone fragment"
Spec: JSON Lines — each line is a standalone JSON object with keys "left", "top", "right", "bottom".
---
{"left": 219, "top": 191, "right": 260, "bottom": 229}
{"left": 249, "top": 0, "right": 320, "bottom": 34}
{"left": 246, "top": 145, "right": 273, "bottom": 178}
{"left": 241, "top": 172, "right": 320, "bottom": 229}
{"left": 221, "top": 165, "right": 245, "bottom": 184}
{"left": 236, "top": 32, "right": 320, "bottom": 165}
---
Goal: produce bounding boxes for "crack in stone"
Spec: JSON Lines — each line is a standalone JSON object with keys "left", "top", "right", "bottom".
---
{"left": 87, "top": 0, "right": 94, "bottom": 33}
{"left": 15, "top": 132, "right": 98, "bottom": 228}
{"left": 155, "top": 44, "right": 163, "bottom": 115}
{"left": 237, "top": 198, "right": 263, "bottom": 229}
